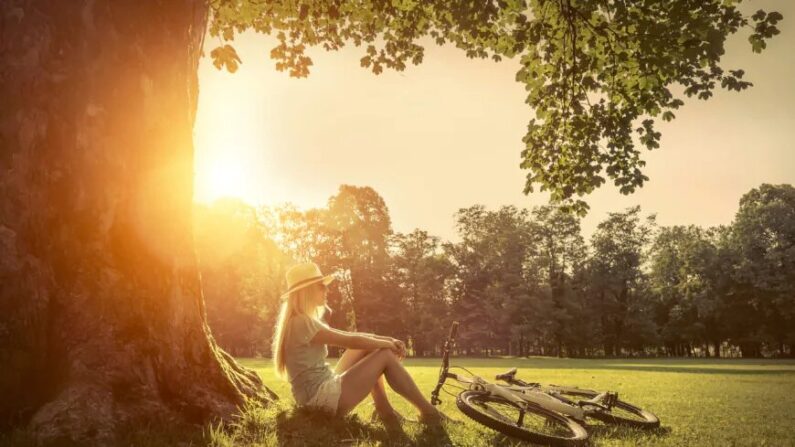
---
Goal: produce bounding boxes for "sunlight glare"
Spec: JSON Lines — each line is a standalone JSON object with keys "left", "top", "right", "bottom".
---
{"left": 195, "top": 156, "right": 261, "bottom": 205}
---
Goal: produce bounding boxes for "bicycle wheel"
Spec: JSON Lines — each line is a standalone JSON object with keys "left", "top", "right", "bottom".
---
{"left": 553, "top": 389, "right": 660, "bottom": 429}
{"left": 456, "top": 390, "right": 588, "bottom": 446}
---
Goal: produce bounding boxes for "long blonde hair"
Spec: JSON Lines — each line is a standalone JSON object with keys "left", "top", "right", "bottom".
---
{"left": 272, "top": 286, "right": 326, "bottom": 378}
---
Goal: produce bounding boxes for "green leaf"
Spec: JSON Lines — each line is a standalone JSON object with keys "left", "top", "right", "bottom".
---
{"left": 206, "top": 0, "right": 784, "bottom": 207}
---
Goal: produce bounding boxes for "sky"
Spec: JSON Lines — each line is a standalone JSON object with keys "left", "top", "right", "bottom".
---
{"left": 194, "top": 1, "right": 794, "bottom": 242}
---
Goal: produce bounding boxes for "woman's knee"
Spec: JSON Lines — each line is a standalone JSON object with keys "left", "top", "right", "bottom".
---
{"left": 376, "top": 348, "right": 398, "bottom": 363}
{"left": 336, "top": 349, "right": 368, "bottom": 374}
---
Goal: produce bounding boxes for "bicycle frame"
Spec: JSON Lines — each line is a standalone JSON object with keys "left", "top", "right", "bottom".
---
{"left": 445, "top": 371, "right": 588, "bottom": 421}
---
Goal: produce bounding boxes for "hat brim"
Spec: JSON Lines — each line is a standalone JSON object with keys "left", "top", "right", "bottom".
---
{"left": 280, "top": 274, "right": 336, "bottom": 300}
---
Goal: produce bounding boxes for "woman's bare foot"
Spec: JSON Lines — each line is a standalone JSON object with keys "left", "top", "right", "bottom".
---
{"left": 370, "top": 408, "right": 409, "bottom": 426}
{"left": 418, "top": 407, "right": 449, "bottom": 425}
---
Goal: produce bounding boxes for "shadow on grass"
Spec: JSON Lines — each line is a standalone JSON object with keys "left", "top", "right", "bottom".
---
{"left": 2, "top": 402, "right": 454, "bottom": 447}
{"left": 0, "top": 430, "right": 34, "bottom": 447}
{"left": 0, "top": 419, "right": 210, "bottom": 447}
{"left": 269, "top": 405, "right": 452, "bottom": 447}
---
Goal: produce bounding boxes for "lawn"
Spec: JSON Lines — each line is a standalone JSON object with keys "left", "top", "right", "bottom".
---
{"left": 212, "top": 356, "right": 795, "bottom": 447}
{"left": 3, "top": 357, "right": 793, "bottom": 446}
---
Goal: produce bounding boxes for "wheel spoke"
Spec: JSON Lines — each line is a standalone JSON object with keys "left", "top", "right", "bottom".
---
{"left": 556, "top": 391, "right": 659, "bottom": 428}
{"left": 477, "top": 401, "right": 515, "bottom": 425}
{"left": 470, "top": 396, "right": 577, "bottom": 438}
{"left": 610, "top": 403, "right": 648, "bottom": 422}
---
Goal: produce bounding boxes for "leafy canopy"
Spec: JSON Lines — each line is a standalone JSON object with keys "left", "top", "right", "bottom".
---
{"left": 208, "top": 0, "right": 782, "bottom": 214}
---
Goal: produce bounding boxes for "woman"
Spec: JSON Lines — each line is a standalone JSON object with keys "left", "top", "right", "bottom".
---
{"left": 272, "top": 262, "right": 444, "bottom": 424}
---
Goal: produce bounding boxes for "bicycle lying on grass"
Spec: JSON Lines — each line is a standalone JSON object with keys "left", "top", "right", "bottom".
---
{"left": 430, "top": 322, "right": 660, "bottom": 446}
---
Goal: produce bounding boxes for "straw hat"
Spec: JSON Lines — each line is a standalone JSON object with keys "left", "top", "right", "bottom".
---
{"left": 280, "top": 262, "right": 336, "bottom": 300}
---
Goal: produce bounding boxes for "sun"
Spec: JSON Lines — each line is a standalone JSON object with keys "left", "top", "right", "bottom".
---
{"left": 194, "top": 156, "right": 261, "bottom": 205}
{"left": 193, "top": 50, "right": 277, "bottom": 207}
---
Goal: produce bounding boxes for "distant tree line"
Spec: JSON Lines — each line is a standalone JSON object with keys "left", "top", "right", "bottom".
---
{"left": 195, "top": 183, "right": 795, "bottom": 359}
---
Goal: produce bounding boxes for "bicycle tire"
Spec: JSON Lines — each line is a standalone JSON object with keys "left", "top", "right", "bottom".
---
{"left": 456, "top": 390, "right": 588, "bottom": 446}
{"left": 553, "top": 389, "right": 660, "bottom": 429}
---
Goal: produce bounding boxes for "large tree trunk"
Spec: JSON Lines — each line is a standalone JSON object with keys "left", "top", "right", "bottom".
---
{"left": 0, "top": 1, "right": 275, "bottom": 444}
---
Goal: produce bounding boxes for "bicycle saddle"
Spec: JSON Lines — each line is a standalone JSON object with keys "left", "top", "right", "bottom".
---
{"left": 495, "top": 367, "right": 517, "bottom": 381}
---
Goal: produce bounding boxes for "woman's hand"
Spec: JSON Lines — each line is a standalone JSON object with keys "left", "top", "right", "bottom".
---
{"left": 379, "top": 338, "right": 400, "bottom": 356}
{"left": 389, "top": 338, "right": 407, "bottom": 360}
{"left": 378, "top": 338, "right": 405, "bottom": 358}
{"left": 355, "top": 332, "right": 407, "bottom": 359}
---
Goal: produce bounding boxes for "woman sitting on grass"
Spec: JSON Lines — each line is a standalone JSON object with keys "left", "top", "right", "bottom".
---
{"left": 272, "top": 262, "right": 444, "bottom": 424}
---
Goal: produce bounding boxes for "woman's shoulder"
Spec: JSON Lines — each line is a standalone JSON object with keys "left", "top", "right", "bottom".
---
{"left": 286, "top": 313, "right": 330, "bottom": 345}
{"left": 292, "top": 312, "right": 330, "bottom": 324}
{"left": 288, "top": 313, "right": 328, "bottom": 334}
{"left": 289, "top": 313, "right": 317, "bottom": 326}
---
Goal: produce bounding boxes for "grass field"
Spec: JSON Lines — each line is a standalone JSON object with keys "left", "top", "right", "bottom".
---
{"left": 211, "top": 356, "right": 795, "bottom": 447}
{"left": 3, "top": 357, "right": 793, "bottom": 446}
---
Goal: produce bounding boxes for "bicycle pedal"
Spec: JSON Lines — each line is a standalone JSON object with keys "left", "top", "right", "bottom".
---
{"left": 603, "top": 391, "right": 618, "bottom": 409}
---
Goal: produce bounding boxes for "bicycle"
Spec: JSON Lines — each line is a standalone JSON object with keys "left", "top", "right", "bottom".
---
{"left": 430, "top": 322, "right": 660, "bottom": 446}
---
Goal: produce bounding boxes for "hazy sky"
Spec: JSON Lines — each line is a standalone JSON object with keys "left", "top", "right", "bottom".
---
{"left": 194, "top": 1, "right": 794, "bottom": 242}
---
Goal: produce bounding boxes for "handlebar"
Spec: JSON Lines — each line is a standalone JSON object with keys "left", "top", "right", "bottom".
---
{"left": 430, "top": 321, "right": 459, "bottom": 405}
{"left": 448, "top": 321, "right": 459, "bottom": 340}
{"left": 442, "top": 321, "right": 458, "bottom": 370}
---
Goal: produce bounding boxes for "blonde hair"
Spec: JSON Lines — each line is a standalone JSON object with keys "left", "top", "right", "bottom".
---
{"left": 272, "top": 285, "right": 326, "bottom": 378}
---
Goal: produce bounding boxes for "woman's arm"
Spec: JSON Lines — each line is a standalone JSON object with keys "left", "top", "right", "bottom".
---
{"left": 356, "top": 332, "right": 406, "bottom": 358}
{"left": 354, "top": 332, "right": 393, "bottom": 342}
{"left": 310, "top": 326, "right": 397, "bottom": 352}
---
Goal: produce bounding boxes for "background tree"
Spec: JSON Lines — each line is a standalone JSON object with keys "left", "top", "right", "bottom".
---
{"left": 194, "top": 199, "right": 291, "bottom": 357}
{"left": 389, "top": 230, "right": 455, "bottom": 356}
{"left": 268, "top": 203, "right": 354, "bottom": 342}
{"left": 701, "top": 225, "right": 743, "bottom": 358}
{"left": 588, "top": 206, "right": 658, "bottom": 355}
{"left": 447, "top": 205, "right": 534, "bottom": 355}
{"left": 731, "top": 184, "right": 795, "bottom": 357}
{"left": 649, "top": 225, "right": 725, "bottom": 356}
{"left": 525, "top": 205, "right": 588, "bottom": 356}
{"left": 272, "top": 204, "right": 333, "bottom": 262}
{"left": 326, "top": 185, "right": 401, "bottom": 335}
{"left": 188, "top": 184, "right": 795, "bottom": 362}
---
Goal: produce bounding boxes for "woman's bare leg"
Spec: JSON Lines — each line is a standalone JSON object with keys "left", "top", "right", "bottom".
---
{"left": 336, "top": 348, "right": 437, "bottom": 418}
{"left": 335, "top": 349, "right": 394, "bottom": 415}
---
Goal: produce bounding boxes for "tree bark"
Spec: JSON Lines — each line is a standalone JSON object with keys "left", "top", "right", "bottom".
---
{"left": 0, "top": 1, "right": 275, "bottom": 444}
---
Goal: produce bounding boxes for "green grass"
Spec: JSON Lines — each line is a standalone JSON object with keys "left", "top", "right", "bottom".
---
{"left": 3, "top": 357, "right": 793, "bottom": 446}
{"left": 212, "top": 356, "right": 795, "bottom": 447}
